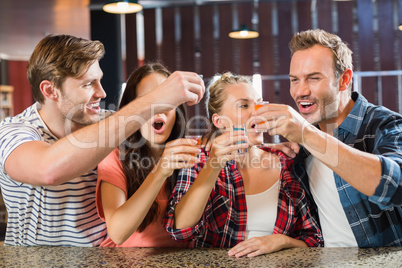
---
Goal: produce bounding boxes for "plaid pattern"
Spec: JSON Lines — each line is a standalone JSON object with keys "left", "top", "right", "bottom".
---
{"left": 294, "top": 92, "right": 402, "bottom": 247}
{"left": 164, "top": 146, "right": 323, "bottom": 248}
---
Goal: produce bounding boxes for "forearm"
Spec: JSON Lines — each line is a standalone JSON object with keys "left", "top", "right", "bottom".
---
{"left": 12, "top": 95, "right": 160, "bottom": 186}
{"left": 281, "top": 235, "right": 308, "bottom": 249}
{"left": 302, "top": 125, "right": 381, "bottom": 196}
{"left": 174, "top": 163, "right": 221, "bottom": 229}
{"left": 106, "top": 171, "right": 166, "bottom": 245}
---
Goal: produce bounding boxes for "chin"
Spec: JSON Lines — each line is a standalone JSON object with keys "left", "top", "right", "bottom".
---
{"left": 152, "top": 135, "right": 170, "bottom": 145}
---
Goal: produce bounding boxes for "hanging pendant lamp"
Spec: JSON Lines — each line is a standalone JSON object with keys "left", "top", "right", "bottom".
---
{"left": 103, "top": 0, "right": 143, "bottom": 14}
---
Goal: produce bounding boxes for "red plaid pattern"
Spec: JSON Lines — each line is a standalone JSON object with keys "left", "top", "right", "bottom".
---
{"left": 164, "top": 146, "right": 323, "bottom": 248}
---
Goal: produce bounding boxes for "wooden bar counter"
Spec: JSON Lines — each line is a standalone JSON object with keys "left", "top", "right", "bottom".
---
{"left": 0, "top": 246, "right": 401, "bottom": 267}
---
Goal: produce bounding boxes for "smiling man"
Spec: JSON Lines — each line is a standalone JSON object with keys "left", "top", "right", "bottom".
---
{"left": 254, "top": 29, "right": 402, "bottom": 247}
{"left": 0, "top": 34, "right": 204, "bottom": 246}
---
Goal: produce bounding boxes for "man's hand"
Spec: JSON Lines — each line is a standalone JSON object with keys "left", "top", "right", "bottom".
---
{"left": 150, "top": 71, "right": 205, "bottom": 108}
{"left": 254, "top": 103, "right": 312, "bottom": 145}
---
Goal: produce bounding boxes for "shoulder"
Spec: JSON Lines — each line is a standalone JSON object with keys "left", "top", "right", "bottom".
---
{"left": 0, "top": 104, "right": 44, "bottom": 131}
{"left": 98, "top": 148, "right": 123, "bottom": 172}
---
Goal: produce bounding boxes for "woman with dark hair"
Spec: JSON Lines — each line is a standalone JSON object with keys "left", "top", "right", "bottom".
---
{"left": 96, "top": 63, "right": 199, "bottom": 247}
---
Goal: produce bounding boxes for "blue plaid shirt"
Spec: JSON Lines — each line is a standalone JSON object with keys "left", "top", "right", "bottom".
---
{"left": 294, "top": 92, "right": 402, "bottom": 247}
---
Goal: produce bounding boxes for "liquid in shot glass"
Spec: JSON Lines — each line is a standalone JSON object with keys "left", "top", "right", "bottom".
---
{"left": 185, "top": 135, "right": 202, "bottom": 161}
{"left": 233, "top": 124, "right": 248, "bottom": 154}
{"left": 254, "top": 100, "right": 269, "bottom": 111}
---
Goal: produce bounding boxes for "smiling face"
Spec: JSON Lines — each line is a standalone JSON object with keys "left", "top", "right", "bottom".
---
{"left": 58, "top": 60, "right": 106, "bottom": 128}
{"left": 137, "top": 73, "right": 176, "bottom": 145}
{"left": 289, "top": 44, "right": 341, "bottom": 125}
{"left": 216, "top": 82, "right": 263, "bottom": 145}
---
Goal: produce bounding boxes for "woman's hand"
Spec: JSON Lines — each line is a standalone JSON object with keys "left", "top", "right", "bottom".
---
{"left": 228, "top": 234, "right": 307, "bottom": 258}
{"left": 206, "top": 130, "right": 249, "bottom": 170}
{"left": 153, "top": 138, "right": 201, "bottom": 178}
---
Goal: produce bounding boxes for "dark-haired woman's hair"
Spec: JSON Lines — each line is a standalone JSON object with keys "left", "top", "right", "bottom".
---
{"left": 118, "top": 62, "right": 187, "bottom": 232}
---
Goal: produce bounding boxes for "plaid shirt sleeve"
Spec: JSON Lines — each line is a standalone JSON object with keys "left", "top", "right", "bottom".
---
{"left": 163, "top": 153, "right": 205, "bottom": 243}
{"left": 367, "top": 113, "right": 402, "bottom": 208}
{"left": 274, "top": 150, "right": 324, "bottom": 247}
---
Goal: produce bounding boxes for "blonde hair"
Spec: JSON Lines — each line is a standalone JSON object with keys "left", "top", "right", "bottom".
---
{"left": 289, "top": 29, "right": 353, "bottom": 92}
{"left": 27, "top": 34, "right": 105, "bottom": 103}
{"left": 205, "top": 72, "right": 251, "bottom": 130}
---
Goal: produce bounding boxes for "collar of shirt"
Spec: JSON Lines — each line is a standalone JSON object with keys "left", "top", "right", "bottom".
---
{"left": 334, "top": 92, "right": 367, "bottom": 137}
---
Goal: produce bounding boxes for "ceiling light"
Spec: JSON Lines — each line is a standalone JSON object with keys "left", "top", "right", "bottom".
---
{"left": 103, "top": 0, "right": 143, "bottom": 14}
{"left": 229, "top": 25, "right": 259, "bottom": 39}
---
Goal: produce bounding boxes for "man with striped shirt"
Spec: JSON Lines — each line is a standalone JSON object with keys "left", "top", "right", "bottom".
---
{"left": 0, "top": 34, "right": 204, "bottom": 246}
{"left": 254, "top": 29, "right": 401, "bottom": 247}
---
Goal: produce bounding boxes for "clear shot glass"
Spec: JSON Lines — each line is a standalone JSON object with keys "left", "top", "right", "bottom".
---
{"left": 233, "top": 124, "right": 248, "bottom": 154}
{"left": 254, "top": 100, "right": 269, "bottom": 133}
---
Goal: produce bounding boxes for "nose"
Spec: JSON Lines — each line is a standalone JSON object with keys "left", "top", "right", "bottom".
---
{"left": 95, "top": 83, "right": 107, "bottom": 99}
{"left": 291, "top": 79, "right": 310, "bottom": 99}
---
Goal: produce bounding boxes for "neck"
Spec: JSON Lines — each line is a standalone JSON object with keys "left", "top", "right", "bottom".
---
{"left": 38, "top": 103, "right": 84, "bottom": 139}
{"left": 237, "top": 145, "right": 278, "bottom": 170}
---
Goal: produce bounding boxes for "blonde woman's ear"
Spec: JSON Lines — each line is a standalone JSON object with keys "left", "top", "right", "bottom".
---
{"left": 212, "top": 113, "right": 225, "bottom": 130}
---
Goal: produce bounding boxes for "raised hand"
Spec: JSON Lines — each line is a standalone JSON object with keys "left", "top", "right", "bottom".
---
{"left": 153, "top": 138, "right": 201, "bottom": 178}
{"left": 253, "top": 103, "right": 312, "bottom": 145}
{"left": 150, "top": 71, "right": 205, "bottom": 109}
{"left": 206, "top": 130, "right": 249, "bottom": 170}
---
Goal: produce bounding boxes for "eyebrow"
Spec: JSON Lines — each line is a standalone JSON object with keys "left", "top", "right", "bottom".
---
{"left": 289, "top": 72, "right": 322, "bottom": 78}
{"left": 236, "top": 98, "right": 253, "bottom": 102}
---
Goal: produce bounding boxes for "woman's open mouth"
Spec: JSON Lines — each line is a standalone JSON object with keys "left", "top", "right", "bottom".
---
{"left": 152, "top": 119, "right": 166, "bottom": 134}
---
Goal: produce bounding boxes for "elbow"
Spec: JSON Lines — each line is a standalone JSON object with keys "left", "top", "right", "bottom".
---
{"left": 40, "top": 166, "right": 65, "bottom": 186}
{"left": 108, "top": 230, "right": 130, "bottom": 246}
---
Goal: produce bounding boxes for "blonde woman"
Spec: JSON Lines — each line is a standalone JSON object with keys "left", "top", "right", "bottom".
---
{"left": 164, "top": 72, "right": 323, "bottom": 257}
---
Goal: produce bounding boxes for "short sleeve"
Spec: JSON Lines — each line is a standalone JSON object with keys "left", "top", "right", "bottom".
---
{"left": 0, "top": 122, "right": 42, "bottom": 169}
{"left": 96, "top": 148, "right": 127, "bottom": 221}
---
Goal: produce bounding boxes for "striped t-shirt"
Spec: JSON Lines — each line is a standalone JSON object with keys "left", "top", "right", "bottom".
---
{"left": 0, "top": 103, "right": 108, "bottom": 246}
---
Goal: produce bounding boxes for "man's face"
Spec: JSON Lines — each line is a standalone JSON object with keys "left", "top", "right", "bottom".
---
{"left": 289, "top": 44, "right": 340, "bottom": 125}
{"left": 58, "top": 60, "right": 106, "bottom": 128}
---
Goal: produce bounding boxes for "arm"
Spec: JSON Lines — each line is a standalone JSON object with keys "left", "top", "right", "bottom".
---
{"left": 100, "top": 139, "right": 200, "bottom": 245}
{"left": 4, "top": 72, "right": 205, "bottom": 186}
{"left": 255, "top": 104, "right": 383, "bottom": 197}
{"left": 173, "top": 131, "right": 248, "bottom": 229}
{"left": 302, "top": 125, "right": 381, "bottom": 196}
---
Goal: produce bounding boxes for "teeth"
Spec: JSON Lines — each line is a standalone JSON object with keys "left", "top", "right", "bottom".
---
{"left": 87, "top": 103, "right": 99, "bottom": 108}
{"left": 300, "top": 102, "right": 313, "bottom": 106}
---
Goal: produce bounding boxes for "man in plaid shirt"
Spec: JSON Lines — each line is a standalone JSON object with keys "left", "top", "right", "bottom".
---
{"left": 253, "top": 29, "right": 402, "bottom": 247}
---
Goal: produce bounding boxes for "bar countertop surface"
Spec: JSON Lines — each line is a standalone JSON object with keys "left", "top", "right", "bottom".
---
{"left": 0, "top": 245, "right": 401, "bottom": 267}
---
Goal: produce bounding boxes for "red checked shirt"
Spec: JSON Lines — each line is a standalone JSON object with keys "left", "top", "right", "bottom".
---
{"left": 164, "top": 146, "right": 323, "bottom": 248}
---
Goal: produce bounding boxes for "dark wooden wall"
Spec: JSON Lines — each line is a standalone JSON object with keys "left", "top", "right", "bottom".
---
{"left": 124, "top": 0, "right": 402, "bottom": 119}
{"left": 3, "top": 0, "right": 402, "bottom": 121}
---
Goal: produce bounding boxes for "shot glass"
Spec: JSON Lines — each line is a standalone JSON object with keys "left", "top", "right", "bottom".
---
{"left": 185, "top": 135, "right": 202, "bottom": 160}
{"left": 233, "top": 124, "right": 248, "bottom": 154}
{"left": 254, "top": 100, "right": 269, "bottom": 111}
{"left": 254, "top": 100, "right": 269, "bottom": 133}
